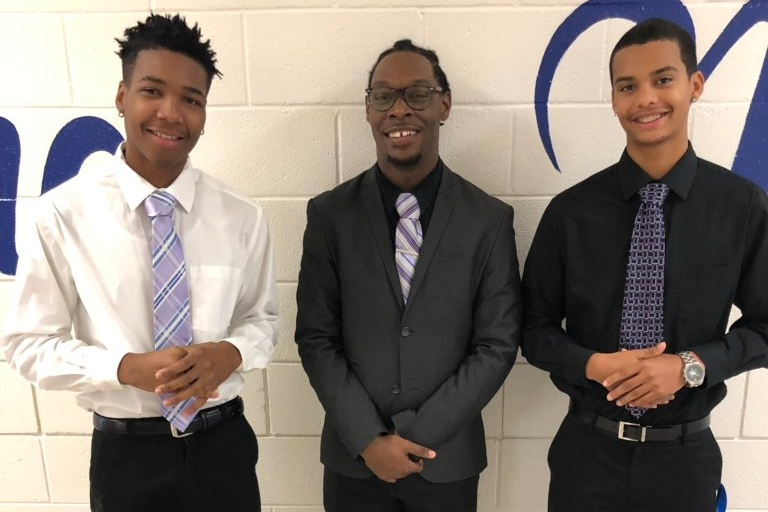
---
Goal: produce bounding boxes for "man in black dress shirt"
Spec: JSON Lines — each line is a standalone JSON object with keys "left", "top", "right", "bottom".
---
{"left": 522, "top": 18, "right": 768, "bottom": 512}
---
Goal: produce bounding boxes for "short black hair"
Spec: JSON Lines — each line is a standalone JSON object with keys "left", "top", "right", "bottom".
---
{"left": 368, "top": 39, "right": 450, "bottom": 92}
{"left": 115, "top": 13, "right": 222, "bottom": 90}
{"left": 609, "top": 18, "right": 698, "bottom": 83}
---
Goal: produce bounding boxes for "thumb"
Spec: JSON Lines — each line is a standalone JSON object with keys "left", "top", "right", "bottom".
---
{"left": 407, "top": 441, "right": 436, "bottom": 460}
{"left": 639, "top": 341, "right": 667, "bottom": 358}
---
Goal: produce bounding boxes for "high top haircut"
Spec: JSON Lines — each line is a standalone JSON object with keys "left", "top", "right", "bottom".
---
{"left": 116, "top": 13, "right": 222, "bottom": 91}
{"left": 368, "top": 39, "right": 450, "bottom": 92}
{"left": 609, "top": 18, "right": 698, "bottom": 83}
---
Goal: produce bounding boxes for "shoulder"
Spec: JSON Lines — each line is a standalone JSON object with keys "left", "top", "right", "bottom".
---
{"left": 309, "top": 167, "right": 371, "bottom": 212}
{"left": 196, "top": 171, "right": 266, "bottom": 222}
{"left": 443, "top": 167, "right": 513, "bottom": 219}
{"left": 695, "top": 158, "right": 765, "bottom": 199}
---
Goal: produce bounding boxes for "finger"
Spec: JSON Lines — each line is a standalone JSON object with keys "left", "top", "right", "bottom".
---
{"left": 637, "top": 341, "right": 666, "bottom": 359}
{"left": 617, "top": 384, "right": 652, "bottom": 406}
{"left": 182, "top": 396, "right": 209, "bottom": 417}
{"left": 155, "top": 356, "right": 195, "bottom": 381}
{"left": 603, "top": 367, "right": 636, "bottom": 388}
{"left": 606, "top": 377, "right": 643, "bottom": 401}
{"left": 406, "top": 442, "right": 436, "bottom": 460}
{"left": 155, "top": 372, "right": 197, "bottom": 394}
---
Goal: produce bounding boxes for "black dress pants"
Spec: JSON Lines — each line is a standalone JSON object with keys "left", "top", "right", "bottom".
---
{"left": 324, "top": 468, "right": 479, "bottom": 512}
{"left": 547, "top": 414, "right": 722, "bottom": 512}
{"left": 90, "top": 415, "right": 260, "bottom": 512}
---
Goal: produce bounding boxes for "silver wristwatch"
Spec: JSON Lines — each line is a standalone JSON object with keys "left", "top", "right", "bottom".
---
{"left": 678, "top": 351, "right": 705, "bottom": 388}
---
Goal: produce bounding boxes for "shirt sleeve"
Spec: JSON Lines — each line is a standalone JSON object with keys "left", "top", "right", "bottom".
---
{"left": 221, "top": 207, "right": 279, "bottom": 371}
{"left": 295, "top": 199, "right": 388, "bottom": 458}
{"left": 521, "top": 200, "right": 596, "bottom": 386}
{"left": 693, "top": 186, "right": 768, "bottom": 385}
{"left": 1, "top": 207, "right": 125, "bottom": 392}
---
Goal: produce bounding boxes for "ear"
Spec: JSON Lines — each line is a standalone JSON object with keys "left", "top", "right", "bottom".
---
{"left": 690, "top": 70, "right": 705, "bottom": 102}
{"left": 365, "top": 95, "right": 372, "bottom": 122}
{"left": 115, "top": 81, "right": 127, "bottom": 113}
{"left": 440, "top": 90, "right": 452, "bottom": 123}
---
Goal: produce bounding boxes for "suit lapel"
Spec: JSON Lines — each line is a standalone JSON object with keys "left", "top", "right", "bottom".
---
{"left": 406, "top": 167, "right": 456, "bottom": 312}
{"left": 361, "top": 167, "right": 404, "bottom": 307}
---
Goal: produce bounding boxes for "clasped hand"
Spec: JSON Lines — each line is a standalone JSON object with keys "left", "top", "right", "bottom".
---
{"left": 117, "top": 341, "right": 242, "bottom": 416}
{"left": 360, "top": 433, "right": 436, "bottom": 483}
{"left": 586, "top": 342, "right": 685, "bottom": 409}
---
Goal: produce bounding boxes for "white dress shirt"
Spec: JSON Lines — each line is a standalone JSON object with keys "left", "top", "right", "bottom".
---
{"left": 1, "top": 147, "right": 278, "bottom": 418}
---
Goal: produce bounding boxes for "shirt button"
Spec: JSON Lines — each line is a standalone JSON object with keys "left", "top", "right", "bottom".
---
{"left": 391, "top": 385, "right": 401, "bottom": 394}
{"left": 400, "top": 326, "right": 410, "bottom": 337}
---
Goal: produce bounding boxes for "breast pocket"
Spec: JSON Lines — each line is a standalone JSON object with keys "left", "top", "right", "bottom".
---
{"left": 188, "top": 265, "right": 242, "bottom": 341}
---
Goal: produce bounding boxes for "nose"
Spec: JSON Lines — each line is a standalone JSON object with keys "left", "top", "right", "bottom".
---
{"left": 636, "top": 83, "right": 658, "bottom": 108}
{"left": 157, "top": 97, "right": 182, "bottom": 122}
{"left": 388, "top": 93, "right": 413, "bottom": 117}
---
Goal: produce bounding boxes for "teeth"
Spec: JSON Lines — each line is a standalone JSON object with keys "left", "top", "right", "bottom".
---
{"left": 152, "top": 130, "right": 181, "bottom": 140}
{"left": 388, "top": 130, "right": 416, "bottom": 139}
{"left": 638, "top": 114, "right": 663, "bottom": 123}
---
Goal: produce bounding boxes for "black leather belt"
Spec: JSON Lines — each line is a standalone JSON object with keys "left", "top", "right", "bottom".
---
{"left": 569, "top": 406, "right": 710, "bottom": 442}
{"left": 93, "top": 396, "right": 243, "bottom": 438}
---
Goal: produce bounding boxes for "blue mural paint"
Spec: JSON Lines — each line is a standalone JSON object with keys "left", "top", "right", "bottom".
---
{"left": 699, "top": 0, "right": 768, "bottom": 190}
{"left": 0, "top": 118, "right": 21, "bottom": 276}
{"left": 535, "top": 0, "right": 693, "bottom": 173}
{"left": 0, "top": 116, "right": 122, "bottom": 276}
{"left": 535, "top": 0, "right": 768, "bottom": 190}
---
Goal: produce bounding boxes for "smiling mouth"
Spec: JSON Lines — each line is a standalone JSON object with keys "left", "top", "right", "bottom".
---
{"left": 635, "top": 113, "right": 666, "bottom": 124}
{"left": 149, "top": 129, "right": 183, "bottom": 141}
{"left": 387, "top": 130, "right": 418, "bottom": 139}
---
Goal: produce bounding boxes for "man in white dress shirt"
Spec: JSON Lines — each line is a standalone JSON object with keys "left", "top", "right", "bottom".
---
{"left": 0, "top": 13, "right": 278, "bottom": 512}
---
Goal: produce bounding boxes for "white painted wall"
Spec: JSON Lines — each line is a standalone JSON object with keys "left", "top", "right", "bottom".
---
{"left": 1, "top": 1, "right": 766, "bottom": 511}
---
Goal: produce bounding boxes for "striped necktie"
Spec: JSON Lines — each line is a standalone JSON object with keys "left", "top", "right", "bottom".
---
{"left": 145, "top": 190, "right": 197, "bottom": 432}
{"left": 619, "top": 182, "right": 670, "bottom": 419}
{"left": 395, "top": 193, "right": 423, "bottom": 305}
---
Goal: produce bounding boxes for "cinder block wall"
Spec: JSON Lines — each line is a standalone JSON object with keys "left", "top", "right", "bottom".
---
{"left": 1, "top": 1, "right": 766, "bottom": 511}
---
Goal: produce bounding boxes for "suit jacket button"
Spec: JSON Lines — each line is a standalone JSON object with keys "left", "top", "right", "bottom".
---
{"left": 400, "top": 326, "right": 410, "bottom": 337}
{"left": 391, "top": 385, "right": 401, "bottom": 394}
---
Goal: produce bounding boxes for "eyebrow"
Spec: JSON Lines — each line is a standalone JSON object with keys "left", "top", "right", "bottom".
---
{"left": 371, "top": 78, "right": 434, "bottom": 88}
{"left": 139, "top": 75, "right": 206, "bottom": 98}
{"left": 613, "top": 65, "right": 680, "bottom": 85}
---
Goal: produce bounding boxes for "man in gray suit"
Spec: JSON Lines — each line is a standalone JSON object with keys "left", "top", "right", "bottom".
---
{"left": 295, "top": 39, "right": 521, "bottom": 512}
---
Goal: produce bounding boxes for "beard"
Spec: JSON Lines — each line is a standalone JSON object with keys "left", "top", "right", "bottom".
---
{"left": 387, "top": 151, "right": 421, "bottom": 167}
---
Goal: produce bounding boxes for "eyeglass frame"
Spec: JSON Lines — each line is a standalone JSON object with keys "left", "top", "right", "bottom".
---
{"left": 365, "top": 85, "right": 446, "bottom": 112}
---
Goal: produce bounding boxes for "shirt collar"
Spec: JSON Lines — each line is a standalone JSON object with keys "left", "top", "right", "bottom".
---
{"left": 113, "top": 143, "right": 200, "bottom": 213}
{"left": 376, "top": 159, "right": 444, "bottom": 214}
{"left": 617, "top": 142, "right": 697, "bottom": 201}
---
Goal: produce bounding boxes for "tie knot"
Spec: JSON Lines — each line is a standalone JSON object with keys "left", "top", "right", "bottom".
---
{"left": 396, "top": 193, "right": 420, "bottom": 220}
{"left": 144, "top": 191, "right": 177, "bottom": 218}
{"left": 639, "top": 182, "right": 670, "bottom": 207}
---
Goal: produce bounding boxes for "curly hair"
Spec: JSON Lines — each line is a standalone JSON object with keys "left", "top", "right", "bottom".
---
{"left": 368, "top": 39, "right": 450, "bottom": 92}
{"left": 116, "top": 13, "right": 222, "bottom": 89}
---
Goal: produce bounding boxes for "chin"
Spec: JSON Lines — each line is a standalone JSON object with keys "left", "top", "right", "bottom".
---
{"left": 387, "top": 153, "right": 422, "bottom": 168}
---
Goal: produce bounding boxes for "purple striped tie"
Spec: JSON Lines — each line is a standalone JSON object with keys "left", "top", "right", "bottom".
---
{"left": 395, "top": 193, "right": 423, "bottom": 304}
{"left": 145, "top": 191, "right": 197, "bottom": 432}
{"left": 619, "top": 182, "right": 670, "bottom": 419}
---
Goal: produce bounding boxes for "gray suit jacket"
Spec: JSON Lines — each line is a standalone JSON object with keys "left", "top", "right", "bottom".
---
{"left": 295, "top": 163, "right": 521, "bottom": 483}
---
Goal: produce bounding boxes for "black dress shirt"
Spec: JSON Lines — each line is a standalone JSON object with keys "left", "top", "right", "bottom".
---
{"left": 376, "top": 159, "right": 443, "bottom": 245}
{"left": 521, "top": 144, "right": 768, "bottom": 425}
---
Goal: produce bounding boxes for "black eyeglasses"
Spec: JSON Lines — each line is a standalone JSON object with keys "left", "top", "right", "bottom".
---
{"left": 365, "top": 85, "right": 444, "bottom": 112}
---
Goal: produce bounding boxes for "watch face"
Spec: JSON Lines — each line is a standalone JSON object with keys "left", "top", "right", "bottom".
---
{"left": 685, "top": 364, "right": 705, "bottom": 386}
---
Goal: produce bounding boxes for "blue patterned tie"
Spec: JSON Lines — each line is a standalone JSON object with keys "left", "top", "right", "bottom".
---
{"left": 395, "top": 193, "right": 423, "bottom": 304}
{"left": 619, "top": 182, "right": 670, "bottom": 419}
{"left": 145, "top": 191, "right": 197, "bottom": 432}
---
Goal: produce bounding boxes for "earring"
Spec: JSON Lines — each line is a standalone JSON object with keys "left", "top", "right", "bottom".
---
{"left": 118, "top": 111, "right": 124, "bottom": 118}
{"left": 613, "top": 111, "right": 618, "bottom": 117}
{"left": 439, "top": 121, "right": 445, "bottom": 126}
{"left": 691, "top": 97, "right": 698, "bottom": 104}
{"left": 200, "top": 129, "right": 205, "bottom": 135}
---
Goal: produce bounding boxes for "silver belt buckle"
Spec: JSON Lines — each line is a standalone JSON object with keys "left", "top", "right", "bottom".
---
{"left": 617, "top": 421, "right": 648, "bottom": 442}
{"left": 170, "top": 424, "right": 194, "bottom": 438}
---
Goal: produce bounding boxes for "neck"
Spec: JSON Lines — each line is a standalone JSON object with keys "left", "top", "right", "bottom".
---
{"left": 626, "top": 139, "right": 688, "bottom": 180}
{"left": 379, "top": 156, "right": 438, "bottom": 192}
